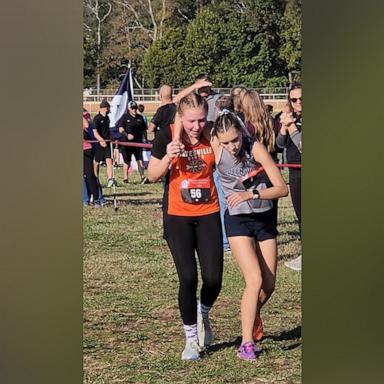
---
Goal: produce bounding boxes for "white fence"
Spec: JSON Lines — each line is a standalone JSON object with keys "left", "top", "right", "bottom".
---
{"left": 83, "top": 87, "right": 289, "bottom": 102}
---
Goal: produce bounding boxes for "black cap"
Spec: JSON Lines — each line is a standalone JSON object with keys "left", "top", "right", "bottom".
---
{"left": 128, "top": 100, "right": 138, "bottom": 109}
{"left": 100, "top": 100, "right": 110, "bottom": 109}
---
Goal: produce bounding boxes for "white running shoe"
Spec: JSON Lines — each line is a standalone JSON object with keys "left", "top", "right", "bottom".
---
{"left": 181, "top": 339, "right": 200, "bottom": 361}
{"left": 197, "top": 310, "right": 214, "bottom": 348}
{"left": 284, "top": 256, "right": 302, "bottom": 271}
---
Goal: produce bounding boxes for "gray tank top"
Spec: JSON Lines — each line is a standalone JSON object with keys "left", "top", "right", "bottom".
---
{"left": 216, "top": 144, "right": 273, "bottom": 216}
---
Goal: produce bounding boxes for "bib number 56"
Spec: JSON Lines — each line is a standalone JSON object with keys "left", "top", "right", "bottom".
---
{"left": 190, "top": 188, "right": 202, "bottom": 199}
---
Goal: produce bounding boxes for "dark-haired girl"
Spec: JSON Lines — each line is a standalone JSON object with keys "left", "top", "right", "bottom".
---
{"left": 276, "top": 84, "right": 302, "bottom": 272}
{"left": 209, "top": 111, "right": 288, "bottom": 360}
{"left": 276, "top": 84, "right": 302, "bottom": 233}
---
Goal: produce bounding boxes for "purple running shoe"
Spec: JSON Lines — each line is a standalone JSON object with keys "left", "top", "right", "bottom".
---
{"left": 237, "top": 342, "right": 257, "bottom": 361}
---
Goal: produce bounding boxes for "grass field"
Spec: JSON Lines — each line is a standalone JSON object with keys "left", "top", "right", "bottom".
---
{"left": 83, "top": 168, "right": 302, "bottom": 384}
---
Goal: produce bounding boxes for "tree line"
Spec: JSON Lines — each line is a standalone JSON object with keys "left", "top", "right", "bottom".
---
{"left": 84, "top": 0, "right": 301, "bottom": 91}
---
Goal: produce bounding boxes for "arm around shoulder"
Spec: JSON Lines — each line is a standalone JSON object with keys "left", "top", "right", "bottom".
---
{"left": 173, "top": 79, "right": 212, "bottom": 104}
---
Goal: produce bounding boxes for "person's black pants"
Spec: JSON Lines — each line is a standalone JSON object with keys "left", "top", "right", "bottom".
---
{"left": 289, "top": 169, "right": 301, "bottom": 234}
{"left": 83, "top": 149, "right": 99, "bottom": 202}
{"left": 164, "top": 212, "right": 223, "bottom": 325}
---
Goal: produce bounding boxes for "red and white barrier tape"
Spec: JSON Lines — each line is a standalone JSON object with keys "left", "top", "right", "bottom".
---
{"left": 85, "top": 140, "right": 302, "bottom": 171}
{"left": 84, "top": 139, "right": 153, "bottom": 149}
{"left": 241, "top": 163, "right": 301, "bottom": 183}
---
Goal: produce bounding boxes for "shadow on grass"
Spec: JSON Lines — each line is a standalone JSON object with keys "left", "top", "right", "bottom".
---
{"left": 264, "top": 325, "right": 301, "bottom": 342}
{"left": 281, "top": 341, "right": 301, "bottom": 350}
{"left": 280, "top": 253, "right": 302, "bottom": 261}
{"left": 201, "top": 326, "right": 301, "bottom": 357}
{"left": 279, "top": 217, "right": 299, "bottom": 226}
{"left": 201, "top": 336, "right": 242, "bottom": 357}
{"left": 285, "top": 229, "right": 300, "bottom": 237}
{"left": 278, "top": 235, "right": 301, "bottom": 246}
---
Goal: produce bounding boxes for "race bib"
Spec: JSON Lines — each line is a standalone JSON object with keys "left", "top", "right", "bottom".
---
{"left": 180, "top": 178, "right": 211, "bottom": 204}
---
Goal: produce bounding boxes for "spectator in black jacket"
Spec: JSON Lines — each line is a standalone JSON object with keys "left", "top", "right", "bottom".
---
{"left": 148, "top": 84, "right": 176, "bottom": 139}
{"left": 118, "top": 101, "right": 148, "bottom": 184}
{"left": 276, "top": 83, "right": 302, "bottom": 271}
{"left": 92, "top": 100, "right": 115, "bottom": 188}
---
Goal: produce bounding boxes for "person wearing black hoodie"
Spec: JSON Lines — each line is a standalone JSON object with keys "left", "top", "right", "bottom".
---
{"left": 276, "top": 83, "right": 302, "bottom": 271}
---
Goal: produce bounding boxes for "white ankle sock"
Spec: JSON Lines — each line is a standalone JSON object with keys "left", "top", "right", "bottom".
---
{"left": 198, "top": 302, "right": 211, "bottom": 319}
{"left": 183, "top": 324, "right": 198, "bottom": 342}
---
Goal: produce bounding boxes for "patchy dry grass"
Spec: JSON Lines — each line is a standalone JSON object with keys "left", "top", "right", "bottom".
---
{"left": 84, "top": 168, "right": 301, "bottom": 384}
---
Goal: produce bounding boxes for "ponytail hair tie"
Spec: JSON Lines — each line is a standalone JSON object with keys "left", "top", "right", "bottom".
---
{"left": 218, "top": 108, "right": 231, "bottom": 116}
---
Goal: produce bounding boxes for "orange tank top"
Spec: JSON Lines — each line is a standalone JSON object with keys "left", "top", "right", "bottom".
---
{"left": 167, "top": 126, "right": 219, "bottom": 216}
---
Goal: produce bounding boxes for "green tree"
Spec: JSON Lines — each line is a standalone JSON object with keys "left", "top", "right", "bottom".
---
{"left": 99, "top": 0, "right": 176, "bottom": 87}
{"left": 241, "top": 0, "right": 287, "bottom": 86}
{"left": 139, "top": 27, "right": 186, "bottom": 87}
{"left": 279, "top": 0, "right": 301, "bottom": 83}
{"left": 175, "top": 1, "right": 287, "bottom": 87}
{"left": 83, "top": 0, "right": 301, "bottom": 89}
{"left": 83, "top": 29, "right": 97, "bottom": 88}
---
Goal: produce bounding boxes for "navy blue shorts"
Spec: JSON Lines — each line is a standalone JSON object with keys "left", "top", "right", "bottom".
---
{"left": 224, "top": 209, "right": 278, "bottom": 241}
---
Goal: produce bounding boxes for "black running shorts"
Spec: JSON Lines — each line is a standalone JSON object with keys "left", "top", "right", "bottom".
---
{"left": 224, "top": 209, "right": 278, "bottom": 241}
{"left": 94, "top": 143, "right": 112, "bottom": 162}
{"left": 121, "top": 145, "right": 143, "bottom": 163}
